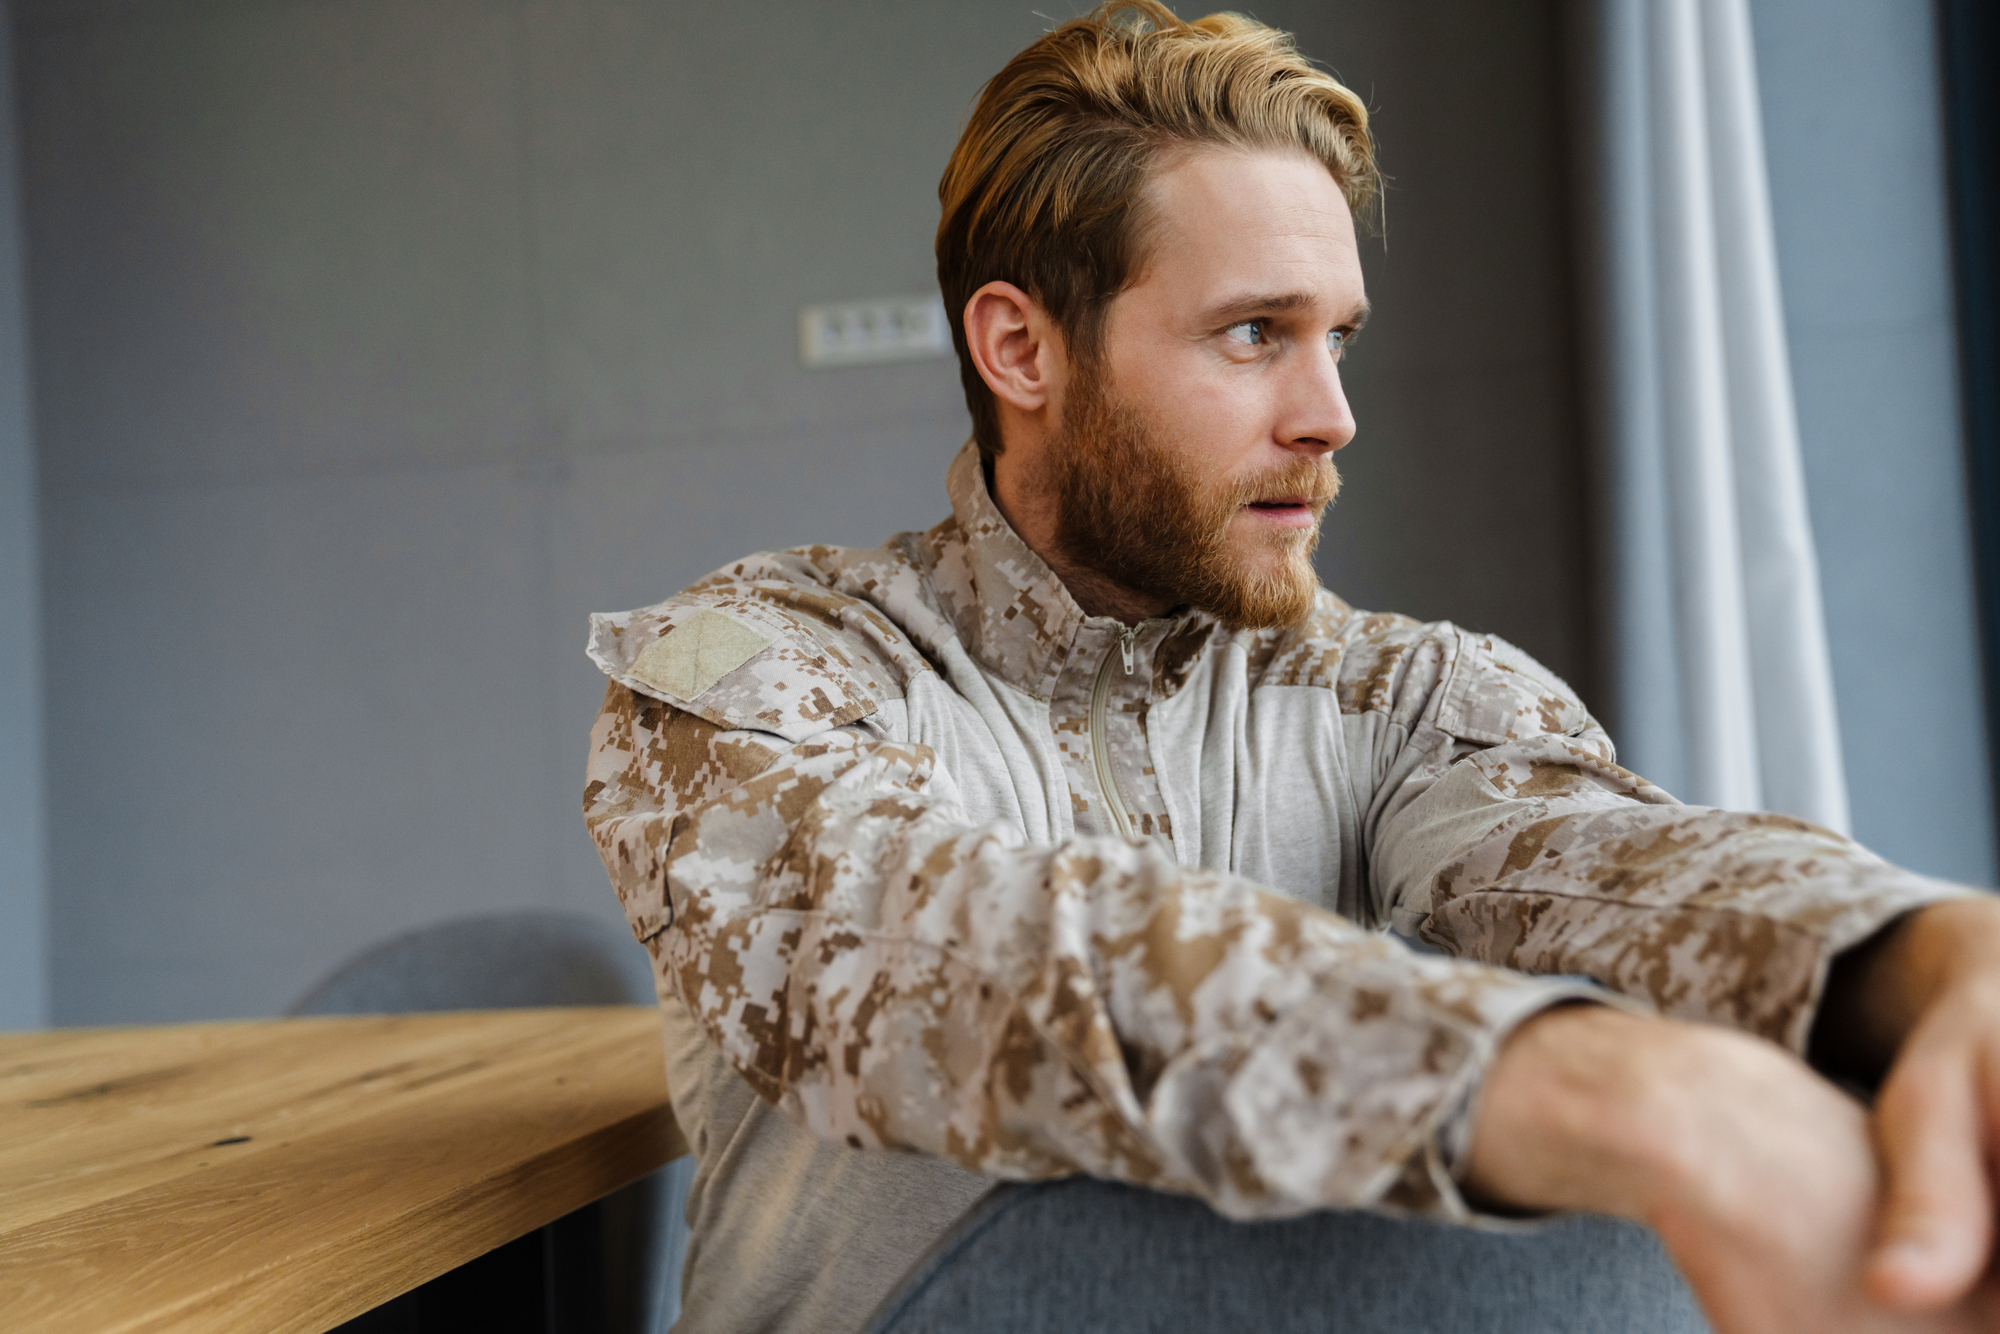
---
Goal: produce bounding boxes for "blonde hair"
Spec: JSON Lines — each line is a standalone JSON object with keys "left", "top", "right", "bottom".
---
{"left": 936, "top": 1, "right": 1377, "bottom": 460}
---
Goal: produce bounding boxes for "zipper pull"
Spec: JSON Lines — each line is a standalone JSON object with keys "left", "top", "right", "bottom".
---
{"left": 1120, "top": 625, "right": 1137, "bottom": 676}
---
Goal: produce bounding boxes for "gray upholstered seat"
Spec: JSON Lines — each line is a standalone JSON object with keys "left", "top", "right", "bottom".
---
{"left": 865, "top": 1176, "right": 1712, "bottom": 1334}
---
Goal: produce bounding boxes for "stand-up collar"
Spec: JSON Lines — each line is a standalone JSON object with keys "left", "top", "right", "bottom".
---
{"left": 921, "top": 441, "right": 1212, "bottom": 701}
{"left": 920, "top": 442, "right": 1088, "bottom": 699}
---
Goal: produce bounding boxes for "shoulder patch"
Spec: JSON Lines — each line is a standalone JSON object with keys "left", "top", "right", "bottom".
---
{"left": 629, "top": 609, "right": 772, "bottom": 702}
{"left": 587, "top": 588, "right": 889, "bottom": 743}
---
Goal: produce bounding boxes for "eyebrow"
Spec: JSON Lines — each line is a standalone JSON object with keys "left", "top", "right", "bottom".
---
{"left": 1203, "top": 291, "right": 1372, "bottom": 330}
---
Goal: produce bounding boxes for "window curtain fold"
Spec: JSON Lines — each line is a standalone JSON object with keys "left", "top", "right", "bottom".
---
{"left": 1571, "top": 0, "right": 1851, "bottom": 832}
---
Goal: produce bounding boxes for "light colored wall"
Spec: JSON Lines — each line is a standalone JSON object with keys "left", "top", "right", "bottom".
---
{"left": 20, "top": 0, "right": 1589, "bottom": 1023}
{"left": 1750, "top": 0, "right": 1996, "bottom": 884}
{"left": 0, "top": 0, "right": 48, "bottom": 1031}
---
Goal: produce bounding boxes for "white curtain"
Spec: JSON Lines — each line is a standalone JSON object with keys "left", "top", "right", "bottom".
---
{"left": 1573, "top": 0, "right": 1851, "bottom": 831}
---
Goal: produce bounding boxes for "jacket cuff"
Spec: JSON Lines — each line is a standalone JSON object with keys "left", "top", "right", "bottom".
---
{"left": 1782, "top": 872, "right": 1982, "bottom": 1056}
{"left": 1404, "top": 975, "right": 1651, "bottom": 1231}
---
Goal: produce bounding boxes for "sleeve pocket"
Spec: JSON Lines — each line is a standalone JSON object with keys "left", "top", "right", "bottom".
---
{"left": 1433, "top": 630, "right": 1590, "bottom": 745}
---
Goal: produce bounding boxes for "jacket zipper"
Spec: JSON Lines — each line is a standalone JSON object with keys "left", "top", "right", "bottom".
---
{"left": 1089, "top": 626, "right": 1140, "bottom": 840}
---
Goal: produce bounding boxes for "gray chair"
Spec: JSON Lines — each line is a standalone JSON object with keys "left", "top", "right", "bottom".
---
{"left": 290, "top": 911, "right": 692, "bottom": 1334}
{"left": 865, "top": 1176, "right": 1711, "bottom": 1334}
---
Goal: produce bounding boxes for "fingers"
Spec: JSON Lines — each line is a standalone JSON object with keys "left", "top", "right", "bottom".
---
{"left": 1867, "top": 1048, "right": 1994, "bottom": 1310}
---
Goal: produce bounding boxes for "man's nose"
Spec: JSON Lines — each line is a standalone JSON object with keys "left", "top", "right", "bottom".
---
{"left": 1279, "top": 351, "right": 1357, "bottom": 456}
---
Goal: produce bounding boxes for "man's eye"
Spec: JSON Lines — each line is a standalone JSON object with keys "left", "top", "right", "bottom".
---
{"left": 1224, "top": 320, "right": 1265, "bottom": 346}
{"left": 1327, "top": 330, "right": 1347, "bottom": 355}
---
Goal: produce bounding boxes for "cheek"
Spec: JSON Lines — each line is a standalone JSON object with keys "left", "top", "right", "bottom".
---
{"left": 1104, "top": 336, "right": 1272, "bottom": 471}
{"left": 1157, "top": 376, "right": 1273, "bottom": 475}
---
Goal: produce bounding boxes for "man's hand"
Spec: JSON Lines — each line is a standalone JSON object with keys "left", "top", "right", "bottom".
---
{"left": 1462, "top": 1004, "right": 1995, "bottom": 1333}
{"left": 1814, "top": 896, "right": 2000, "bottom": 1311}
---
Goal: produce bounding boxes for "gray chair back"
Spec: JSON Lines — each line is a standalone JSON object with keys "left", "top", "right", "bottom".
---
{"left": 288, "top": 910, "right": 656, "bottom": 1016}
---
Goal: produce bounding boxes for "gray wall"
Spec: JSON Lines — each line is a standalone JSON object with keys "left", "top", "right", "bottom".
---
{"left": 0, "top": 0, "right": 46, "bottom": 1031}
{"left": 1750, "top": 0, "right": 1995, "bottom": 884}
{"left": 1293, "top": 1, "right": 1589, "bottom": 682}
{"left": 18, "top": 0, "right": 1590, "bottom": 1023}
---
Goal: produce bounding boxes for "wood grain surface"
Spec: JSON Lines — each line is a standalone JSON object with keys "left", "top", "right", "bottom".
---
{"left": 0, "top": 1007, "right": 685, "bottom": 1334}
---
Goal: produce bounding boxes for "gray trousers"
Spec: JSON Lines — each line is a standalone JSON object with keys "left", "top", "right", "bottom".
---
{"left": 865, "top": 1176, "right": 1713, "bottom": 1334}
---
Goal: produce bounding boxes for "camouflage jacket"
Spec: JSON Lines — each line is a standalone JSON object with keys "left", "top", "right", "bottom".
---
{"left": 585, "top": 442, "right": 1962, "bottom": 1236}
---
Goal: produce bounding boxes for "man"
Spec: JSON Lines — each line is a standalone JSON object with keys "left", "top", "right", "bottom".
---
{"left": 584, "top": 5, "right": 2000, "bottom": 1331}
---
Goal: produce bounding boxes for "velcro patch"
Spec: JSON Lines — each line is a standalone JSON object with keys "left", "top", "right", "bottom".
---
{"left": 628, "top": 609, "right": 772, "bottom": 702}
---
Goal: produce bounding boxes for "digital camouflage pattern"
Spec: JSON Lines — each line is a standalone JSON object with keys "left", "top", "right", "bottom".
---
{"left": 585, "top": 443, "right": 1968, "bottom": 1225}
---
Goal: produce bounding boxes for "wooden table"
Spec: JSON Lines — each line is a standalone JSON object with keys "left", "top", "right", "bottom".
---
{"left": 0, "top": 1007, "right": 685, "bottom": 1333}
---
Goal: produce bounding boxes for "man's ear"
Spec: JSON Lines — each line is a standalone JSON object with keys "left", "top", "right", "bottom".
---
{"left": 964, "top": 281, "right": 1063, "bottom": 414}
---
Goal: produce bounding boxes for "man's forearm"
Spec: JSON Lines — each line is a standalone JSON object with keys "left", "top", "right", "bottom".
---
{"left": 1461, "top": 1005, "right": 1907, "bottom": 1334}
{"left": 1461, "top": 1005, "right": 1712, "bottom": 1222}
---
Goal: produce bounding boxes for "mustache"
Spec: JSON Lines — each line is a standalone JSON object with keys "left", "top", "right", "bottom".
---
{"left": 1231, "top": 458, "right": 1342, "bottom": 508}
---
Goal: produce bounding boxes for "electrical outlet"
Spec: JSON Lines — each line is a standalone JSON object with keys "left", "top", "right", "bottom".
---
{"left": 798, "top": 294, "right": 952, "bottom": 369}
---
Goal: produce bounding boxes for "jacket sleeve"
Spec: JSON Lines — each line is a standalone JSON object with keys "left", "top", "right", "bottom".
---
{"left": 584, "top": 679, "right": 1605, "bottom": 1223}
{"left": 1361, "top": 626, "right": 1975, "bottom": 1055}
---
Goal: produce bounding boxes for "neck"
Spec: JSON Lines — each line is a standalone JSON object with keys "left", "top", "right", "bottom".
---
{"left": 986, "top": 451, "right": 1173, "bottom": 625}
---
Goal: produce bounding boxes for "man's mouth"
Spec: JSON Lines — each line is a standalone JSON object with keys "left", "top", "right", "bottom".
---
{"left": 1243, "top": 496, "right": 1322, "bottom": 528}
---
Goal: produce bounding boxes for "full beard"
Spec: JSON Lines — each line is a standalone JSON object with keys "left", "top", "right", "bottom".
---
{"left": 1045, "top": 370, "right": 1339, "bottom": 630}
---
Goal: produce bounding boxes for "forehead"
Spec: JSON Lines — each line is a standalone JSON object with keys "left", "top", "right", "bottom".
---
{"left": 1131, "top": 146, "right": 1362, "bottom": 313}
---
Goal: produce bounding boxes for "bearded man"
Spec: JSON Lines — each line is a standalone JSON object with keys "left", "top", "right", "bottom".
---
{"left": 584, "top": 6, "right": 2000, "bottom": 1332}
